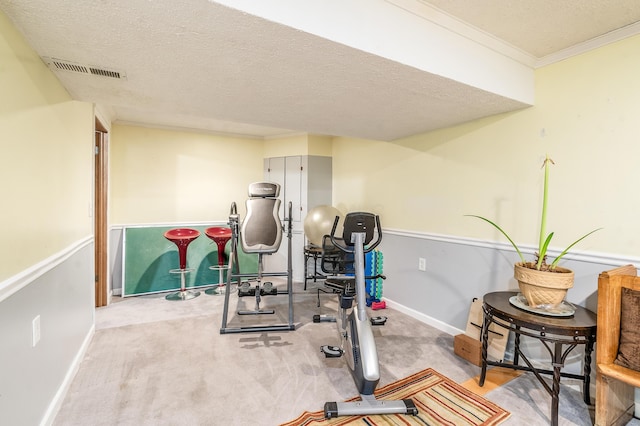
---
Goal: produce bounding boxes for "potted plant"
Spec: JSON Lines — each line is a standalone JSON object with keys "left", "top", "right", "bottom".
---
{"left": 467, "top": 155, "right": 601, "bottom": 308}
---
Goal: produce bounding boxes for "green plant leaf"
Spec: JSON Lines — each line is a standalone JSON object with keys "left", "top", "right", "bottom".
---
{"left": 465, "top": 215, "right": 526, "bottom": 264}
{"left": 550, "top": 228, "right": 603, "bottom": 269}
{"left": 539, "top": 155, "right": 551, "bottom": 256}
{"left": 536, "top": 232, "right": 554, "bottom": 270}
{"left": 468, "top": 155, "right": 601, "bottom": 274}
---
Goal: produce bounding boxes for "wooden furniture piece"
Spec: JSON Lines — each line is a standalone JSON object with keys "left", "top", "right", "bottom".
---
{"left": 479, "top": 291, "right": 597, "bottom": 426}
{"left": 596, "top": 264, "right": 640, "bottom": 426}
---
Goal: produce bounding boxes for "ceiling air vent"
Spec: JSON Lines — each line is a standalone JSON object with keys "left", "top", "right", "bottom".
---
{"left": 42, "top": 57, "right": 127, "bottom": 80}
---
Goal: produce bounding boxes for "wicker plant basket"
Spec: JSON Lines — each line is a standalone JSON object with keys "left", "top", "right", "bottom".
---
{"left": 514, "top": 262, "right": 574, "bottom": 308}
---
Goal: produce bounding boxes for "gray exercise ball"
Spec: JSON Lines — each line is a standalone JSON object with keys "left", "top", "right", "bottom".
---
{"left": 304, "top": 205, "right": 341, "bottom": 247}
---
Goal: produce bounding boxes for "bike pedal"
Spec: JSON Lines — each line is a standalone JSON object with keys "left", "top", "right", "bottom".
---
{"left": 370, "top": 316, "right": 387, "bottom": 326}
{"left": 320, "top": 345, "right": 343, "bottom": 358}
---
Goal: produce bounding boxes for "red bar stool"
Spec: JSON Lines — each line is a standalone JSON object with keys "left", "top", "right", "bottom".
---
{"left": 164, "top": 228, "right": 201, "bottom": 301}
{"left": 204, "top": 226, "right": 232, "bottom": 295}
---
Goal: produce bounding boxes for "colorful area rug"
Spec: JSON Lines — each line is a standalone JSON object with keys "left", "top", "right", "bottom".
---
{"left": 280, "top": 368, "right": 510, "bottom": 426}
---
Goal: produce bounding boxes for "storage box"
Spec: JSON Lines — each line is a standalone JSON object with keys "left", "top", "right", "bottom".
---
{"left": 454, "top": 333, "right": 482, "bottom": 367}
{"left": 463, "top": 298, "right": 509, "bottom": 362}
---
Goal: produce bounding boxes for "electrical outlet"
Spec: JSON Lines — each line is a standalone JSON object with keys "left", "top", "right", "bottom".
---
{"left": 32, "top": 315, "right": 41, "bottom": 347}
{"left": 418, "top": 258, "right": 426, "bottom": 271}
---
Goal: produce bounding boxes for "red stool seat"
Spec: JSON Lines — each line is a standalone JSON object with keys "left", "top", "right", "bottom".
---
{"left": 164, "top": 228, "right": 200, "bottom": 270}
{"left": 205, "top": 226, "right": 232, "bottom": 266}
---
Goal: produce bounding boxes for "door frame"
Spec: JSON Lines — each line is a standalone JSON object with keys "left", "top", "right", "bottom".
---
{"left": 95, "top": 118, "right": 108, "bottom": 307}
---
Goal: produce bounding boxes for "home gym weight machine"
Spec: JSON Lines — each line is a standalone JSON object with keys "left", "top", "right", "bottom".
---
{"left": 319, "top": 212, "right": 418, "bottom": 419}
{"left": 219, "top": 182, "right": 296, "bottom": 334}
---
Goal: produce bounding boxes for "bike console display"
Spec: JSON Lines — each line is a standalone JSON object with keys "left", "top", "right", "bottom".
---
{"left": 330, "top": 212, "right": 381, "bottom": 253}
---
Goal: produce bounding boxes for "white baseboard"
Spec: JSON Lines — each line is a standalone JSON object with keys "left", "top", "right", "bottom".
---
{"left": 40, "top": 324, "right": 95, "bottom": 426}
{"left": 383, "top": 297, "right": 464, "bottom": 336}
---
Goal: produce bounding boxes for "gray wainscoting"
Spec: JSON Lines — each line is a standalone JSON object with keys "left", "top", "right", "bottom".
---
{"left": 0, "top": 240, "right": 95, "bottom": 426}
{"left": 380, "top": 229, "right": 637, "bottom": 377}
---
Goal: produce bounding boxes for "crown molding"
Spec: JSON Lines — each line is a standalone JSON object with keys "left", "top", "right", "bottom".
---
{"left": 535, "top": 21, "right": 640, "bottom": 68}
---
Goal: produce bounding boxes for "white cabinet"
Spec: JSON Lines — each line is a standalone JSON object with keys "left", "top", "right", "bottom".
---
{"left": 263, "top": 156, "right": 332, "bottom": 282}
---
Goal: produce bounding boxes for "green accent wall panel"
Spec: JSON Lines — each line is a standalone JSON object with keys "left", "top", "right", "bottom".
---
{"left": 122, "top": 225, "right": 257, "bottom": 296}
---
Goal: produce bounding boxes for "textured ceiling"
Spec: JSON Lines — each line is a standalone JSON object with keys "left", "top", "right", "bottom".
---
{"left": 1, "top": 0, "right": 639, "bottom": 140}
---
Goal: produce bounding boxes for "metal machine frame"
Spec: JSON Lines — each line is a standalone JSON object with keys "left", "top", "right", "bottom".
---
{"left": 219, "top": 199, "right": 295, "bottom": 334}
{"left": 321, "top": 212, "right": 418, "bottom": 419}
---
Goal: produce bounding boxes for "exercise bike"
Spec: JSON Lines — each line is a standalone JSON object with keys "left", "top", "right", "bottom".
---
{"left": 319, "top": 212, "right": 418, "bottom": 419}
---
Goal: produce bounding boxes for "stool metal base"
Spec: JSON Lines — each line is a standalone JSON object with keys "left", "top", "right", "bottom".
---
{"left": 205, "top": 265, "right": 230, "bottom": 296}
{"left": 165, "top": 289, "right": 201, "bottom": 301}
{"left": 166, "top": 267, "right": 198, "bottom": 301}
{"left": 205, "top": 285, "right": 225, "bottom": 296}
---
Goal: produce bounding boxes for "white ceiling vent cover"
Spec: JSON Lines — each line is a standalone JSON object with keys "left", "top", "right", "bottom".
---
{"left": 42, "top": 57, "right": 127, "bottom": 80}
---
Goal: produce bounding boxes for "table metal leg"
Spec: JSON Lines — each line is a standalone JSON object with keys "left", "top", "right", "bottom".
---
{"left": 513, "top": 325, "right": 521, "bottom": 366}
{"left": 313, "top": 253, "right": 319, "bottom": 282}
{"left": 479, "top": 308, "right": 491, "bottom": 386}
{"left": 583, "top": 338, "right": 594, "bottom": 403}
{"left": 551, "top": 342, "right": 563, "bottom": 426}
{"left": 304, "top": 252, "right": 309, "bottom": 290}
{"left": 304, "top": 251, "right": 322, "bottom": 290}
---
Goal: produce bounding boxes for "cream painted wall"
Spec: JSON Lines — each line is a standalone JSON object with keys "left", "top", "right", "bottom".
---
{"left": 264, "top": 133, "right": 310, "bottom": 157}
{"left": 264, "top": 133, "right": 332, "bottom": 158}
{"left": 307, "top": 134, "right": 333, "bottom": 156}
{"left": 332, "top": 34, "right": 640, "bottom": 258}
{"left": 0, "top": 11, "right": 94, "bottom": 282}
{"left": 110, "top": 125, "right": 265, "bottom": 224}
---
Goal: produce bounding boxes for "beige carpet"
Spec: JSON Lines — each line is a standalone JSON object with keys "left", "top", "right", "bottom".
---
{"left": 280, "top": 368, "right": 510, "bottom": 426}
{"left": 53, "top": 281, "right": 602, "bottom": 425}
